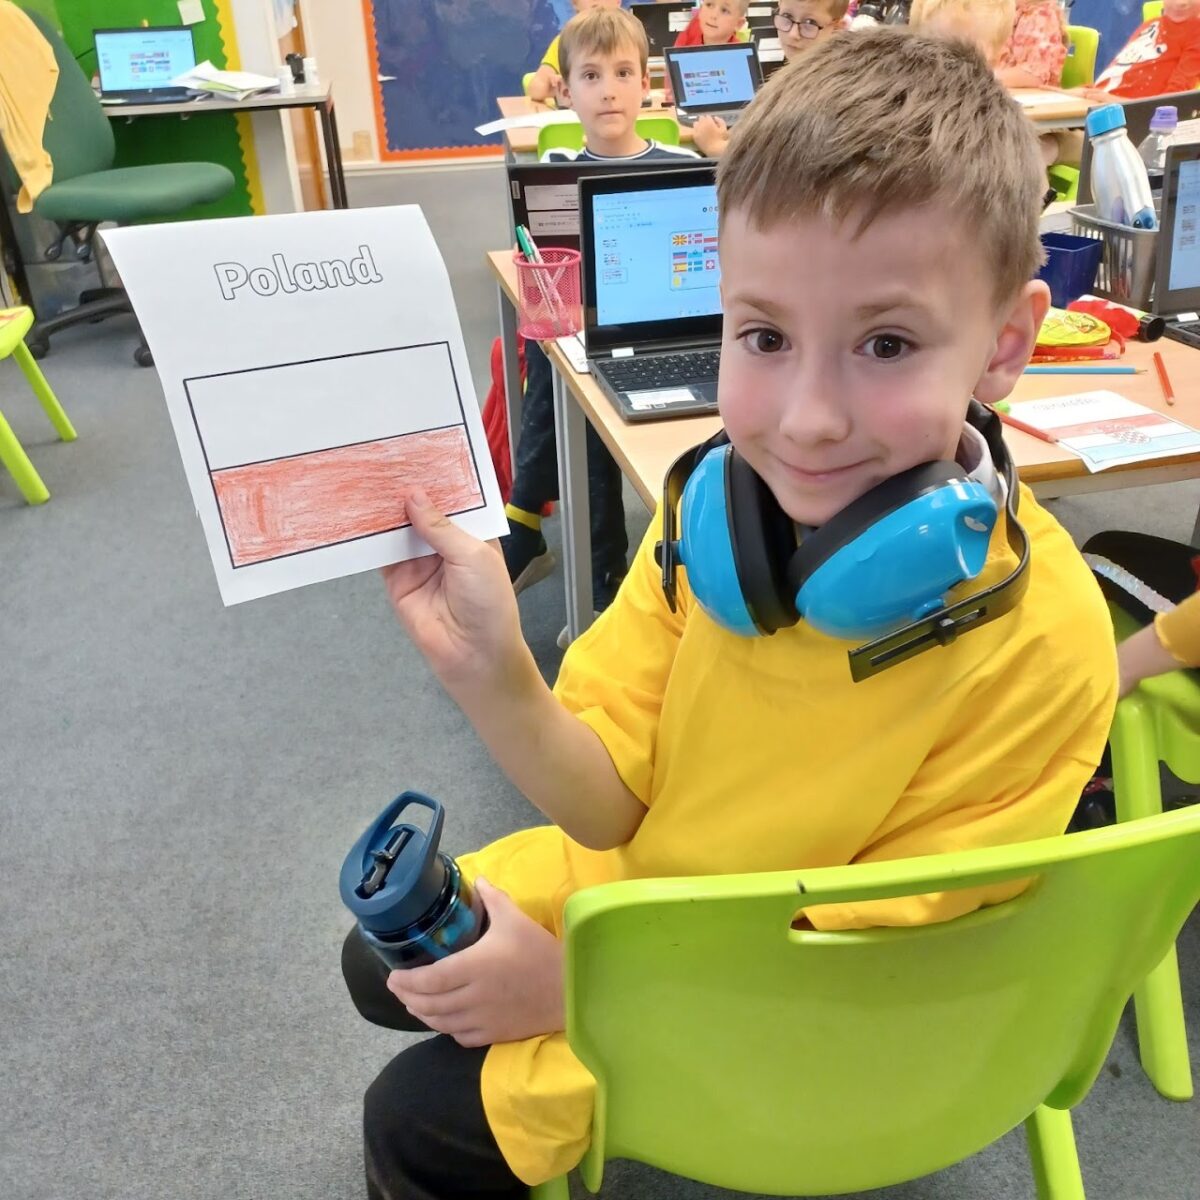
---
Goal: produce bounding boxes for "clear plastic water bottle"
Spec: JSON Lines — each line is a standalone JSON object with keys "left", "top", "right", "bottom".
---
{"left": 1137, "top": 105, "right": 1178, "bottom": 190}
{"left": 1086, "top": 104, "right": 1158, "bottom": 231}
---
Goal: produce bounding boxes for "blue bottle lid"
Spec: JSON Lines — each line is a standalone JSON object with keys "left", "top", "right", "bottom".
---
{"left": 1086, "top": 104, "right": 1127, "bottom": 138}
{"left": 340, "top": 792, "right": 449, "bottom": 935}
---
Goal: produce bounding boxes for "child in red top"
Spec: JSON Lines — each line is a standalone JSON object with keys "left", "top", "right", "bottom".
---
{"left": 1092, "top": 0, "right": 1200, "bottom": 99}
{"left": 673, "top": 0, "right": 749, "bottom": 45}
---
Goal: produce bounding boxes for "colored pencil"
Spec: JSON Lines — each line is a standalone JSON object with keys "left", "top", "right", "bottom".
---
{"left": 1022, "top": 365, "right": 1144, "bottom": 375}
{"left": 999, "top": 411, "right": 1059, "bottom": 445}
{"left": 1152, "top": 351, "right": 1177, "bottom": 406}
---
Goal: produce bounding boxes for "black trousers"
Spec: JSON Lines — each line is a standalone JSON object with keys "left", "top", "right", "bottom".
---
{"left": 342, "top": 927, "right": 530, "bottom": 1200}
{"left": 511, "top": 340, "right": 628, "bottom": 584}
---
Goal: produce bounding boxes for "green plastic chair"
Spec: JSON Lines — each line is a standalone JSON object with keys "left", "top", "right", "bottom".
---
{"left": 536, "top": 114, "right": 681, "bottom": 158}
{"left": 6, "top": 13, "right": 235, "bottom": 365}
{"left": 1061, "top": 26, "right": 1100, "bottom": 90}
{"left": 0, "top": 306, "right": 75, "bottom": 505}
{"left": 1108, "top": 602, "right": 1198, "bottom": 1100}
{"left": 1048, "top": 163, "right": 1081, "bottom": 203}
{"left": 1145, "top": 1, "right": 1164, "bottom": 19}
{"left": 529, "top": 806, "right": 1200, "bottom": 1199}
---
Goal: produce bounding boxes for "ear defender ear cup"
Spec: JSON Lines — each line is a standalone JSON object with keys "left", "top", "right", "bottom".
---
{"left": 785, "top": 461, "right": 1000, "bottom": 640}
{"left": 675, "top": 444, "right": 798, "bottom": 635}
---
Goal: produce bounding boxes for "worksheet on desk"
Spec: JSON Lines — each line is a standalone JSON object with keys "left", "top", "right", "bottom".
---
{"left": 103, "top": 207, "right": 506, "bottom": 606}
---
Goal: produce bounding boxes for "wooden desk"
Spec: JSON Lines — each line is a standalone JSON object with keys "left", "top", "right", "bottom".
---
{"left": 1010, "top": 88, "right": 1091, "bottom": 132}
{"left": 497, "top": 95, "right": 690, "bottom": 162}
{"left": 487, "top": 250, "right": 1200, "bottom": 640}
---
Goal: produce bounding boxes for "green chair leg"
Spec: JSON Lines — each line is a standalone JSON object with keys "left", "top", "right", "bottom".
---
{"left": 529, "top": 1175, "right": 570, "bottom": 1200}
{"left": 0, "top": 406, "right": 50, "bottom": 504}
{"left": 12, "top": 339, "right": 76, "bottom": 442}
{"left": 1025, "top": 1105, "right": 1085, "bottom": 1200}
{"left": 1110, "top": 698, "right": 1195, "bottom": 1100}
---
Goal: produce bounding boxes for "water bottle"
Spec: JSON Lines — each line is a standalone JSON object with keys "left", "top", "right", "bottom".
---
{"left": 1137, "top": 105, "right": 1178, "bottom": 190}
{"left": 1086, "top": 104, "right": 1158, "bottom": 231}
{"left": 340, "top": 792, "right": 487, "bottom": 970}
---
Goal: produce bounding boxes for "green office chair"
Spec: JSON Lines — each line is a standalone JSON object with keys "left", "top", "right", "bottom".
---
{"left": 530, "top": 806, "right": 1200, "bottom": 1199}
{"left": 536, "top": 114, "right": 681, "bottom": 158}
{"left": 6, "top": 13, "right": 234, "bottom": 365}
{"left": 1108, "top": 602, "right": 1198, "bottom": 1101}
{"left": 1145, "top": 1, "right": 1164, "bottom": 19}
{"left": 1061, "top": 25, "right": 1100, "bottom": 90}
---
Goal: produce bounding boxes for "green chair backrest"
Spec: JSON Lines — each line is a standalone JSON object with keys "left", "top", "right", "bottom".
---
{"left": 563, "top": 807, "right": 1200, "bottom": 1195}
{"left": 1145, "top": 1, "right": 1164, "bottom": 18}
{"left": 25, "top": 10, "right": 115, "bottom": 184}
{"left": 1062, "top": 25, "right": 1100, "bottom": 89}
{"left": 536, "top": 115, "right": 681, "bottom": 158}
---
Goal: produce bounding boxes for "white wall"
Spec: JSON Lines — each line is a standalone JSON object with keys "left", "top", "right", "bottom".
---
{"left": 298, "top": 0, "right": 380, "bottom": 162}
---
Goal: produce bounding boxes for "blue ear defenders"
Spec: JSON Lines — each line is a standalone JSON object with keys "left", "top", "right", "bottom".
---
{"left": 655, "top": 400, "right": 1030, "bottom": 681}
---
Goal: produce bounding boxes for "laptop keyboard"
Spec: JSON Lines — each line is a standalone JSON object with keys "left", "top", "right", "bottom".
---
{"left": 1165, "top": 322, "right": 1200, "bottom": 351}
{"left": 601, "top": 349, "right": 720, "bottom": 392}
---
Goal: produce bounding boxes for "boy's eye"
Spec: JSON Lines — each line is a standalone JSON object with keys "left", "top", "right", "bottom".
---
{"left": 861, "top": 334, "right": 911, "bottom": 360}
{"left": 742, "top": 328, "right": 786, "bottom": 354}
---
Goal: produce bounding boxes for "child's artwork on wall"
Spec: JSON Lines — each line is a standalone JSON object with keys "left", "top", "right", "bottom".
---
{"left": 103, "top": 206, "right": 506, "bottom": 605}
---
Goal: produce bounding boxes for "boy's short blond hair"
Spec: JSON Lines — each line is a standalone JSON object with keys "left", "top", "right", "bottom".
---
{"left": 717, "top": 28, "right": 1044, "bottom": 304}
{"left": 910, "top": 0, "right": 1015, "bottom": 60}
{"left": 559, "top": 8, "right": 648, "bottom": 82}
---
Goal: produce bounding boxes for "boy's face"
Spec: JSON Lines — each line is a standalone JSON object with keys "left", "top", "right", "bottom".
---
{"left": 561, "top": 44, "right": 651, "bottom": 137}
{"left": 1163, "top": 0, "right": 1199, "bottom": 22}
{"left": 698, "top": 0, "right": 744, "bottom": 44}
{"left": 775, "top": 0, "right": 839, "bottom": 61}
{"left": 717, "top": 204, "right": 1049, "bottom": 526}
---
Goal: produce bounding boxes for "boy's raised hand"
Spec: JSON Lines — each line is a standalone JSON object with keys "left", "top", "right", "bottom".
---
{"left": 382, "top": 489, "right": 524, "bottom": 692}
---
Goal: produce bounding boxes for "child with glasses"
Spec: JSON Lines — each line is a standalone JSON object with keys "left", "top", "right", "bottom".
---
{"left": 694, "top": 0, "right": 846, "bottom": 155}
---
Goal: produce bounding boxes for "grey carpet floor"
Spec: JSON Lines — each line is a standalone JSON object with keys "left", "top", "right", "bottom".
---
{"left": 2, "top": 167, "right": 1198, "bottom": 1200}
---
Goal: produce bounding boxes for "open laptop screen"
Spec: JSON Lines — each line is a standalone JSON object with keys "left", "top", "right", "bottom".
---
{"left": 1155, "top": 141, "right": 1200, "bottom": 313}
{"left": 95, "top": 27, "right": 196, "bottom": 93}
{"left": 629, "top": 2, "right": 697, "bottom": 55}
{"left": 580, "top": 167, "right": 721, "bottom": 352}
{"left": 666, "top": 43, "right": 761, "bottom": 112}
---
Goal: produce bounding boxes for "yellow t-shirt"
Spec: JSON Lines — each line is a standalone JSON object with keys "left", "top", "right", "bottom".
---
{"left": 541, "top": 34, "right": 561, "bottom": 74}
{"left": 460, "top": 484, "right": 1116, "bottom": 1186}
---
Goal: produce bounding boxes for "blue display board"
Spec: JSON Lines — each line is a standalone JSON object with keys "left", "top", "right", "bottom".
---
{"left": 369, "top": 0, "right": 578, "bottom": 156}
{"left": 1066, "top": 0, "right": 1142, "bottom": 67}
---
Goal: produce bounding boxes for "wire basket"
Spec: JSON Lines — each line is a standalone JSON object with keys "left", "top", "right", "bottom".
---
{"left": 1068, "top": 204, "right": 1159, "bottom": 309}
{"left": 512, "top": 248, "right": 582, "bottom": 340}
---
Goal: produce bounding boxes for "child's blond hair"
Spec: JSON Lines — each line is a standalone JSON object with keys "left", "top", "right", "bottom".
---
{"left": 910, "top": 0, "right": 1016, "bottom": 60}
{"left": 718, "top": 27, "right": 1044, "bottom": 304}
{"left": 559, "top": 8, "right": 649, "bottom": 82}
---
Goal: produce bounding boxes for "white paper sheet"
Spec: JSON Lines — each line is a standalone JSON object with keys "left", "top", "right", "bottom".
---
{"left": 1012, "top": 88, "right": 1072, "bottom": 108}
{"left": 475, "top": 110, "right": 582, "bottom": 136}
{"left": 103, "top": 207, "right": 506, "bottom": 606}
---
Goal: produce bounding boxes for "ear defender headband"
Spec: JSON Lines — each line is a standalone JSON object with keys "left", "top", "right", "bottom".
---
{"left": 655, "top": 400, "right": 1030, "bottom": 681}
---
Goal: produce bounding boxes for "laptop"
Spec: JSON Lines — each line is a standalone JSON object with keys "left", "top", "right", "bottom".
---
{"left": 745, "top": 2, "right": 776, "bottom": 31}
{"left": 1149, "top": 140, "right": 1200, "bottom": 348}
{"left": 1077, "top": 90, "right": 1200, "bottom": 203}
{"left": 664, "top": 42, "right": 763, "bottom": 127}
{"left": 630, "top": 2, "right": 697, "bottom": 56}
{"left": 750, "top": 27, "right": 786, "bottom": 81}
{"left": 507, "top": 158, "right": 712, "bottom": 254}
{"left": 95, "top": 26, "right": 198, "bottom": 104}
{"left": 578, "top": 165, "right": 722, "bottom": 421}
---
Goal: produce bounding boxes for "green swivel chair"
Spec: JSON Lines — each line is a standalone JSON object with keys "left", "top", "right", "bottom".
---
{"left": 5, "top": 13, "right": 235, "bottom": 365}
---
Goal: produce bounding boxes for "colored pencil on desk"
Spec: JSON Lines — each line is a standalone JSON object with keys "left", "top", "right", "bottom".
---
{"left": 1021, "top": 365, "right": 1144, "bottom": 375}
{"left": 999, "top": 411, "right": 1059, "bottom": 444}
{"left": 1152, "top": 351, "right": 1177, "bottom": 406}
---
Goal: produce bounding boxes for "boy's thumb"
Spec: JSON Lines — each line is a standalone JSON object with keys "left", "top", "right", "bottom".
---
{"left": 404, "top": 488, "right": 472, "bottom": 561}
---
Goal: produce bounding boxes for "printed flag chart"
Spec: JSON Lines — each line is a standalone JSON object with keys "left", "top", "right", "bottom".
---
{"left": 104, "top": 207, "right": 506, "bottom": 605}
{"left": 670, "top": 229, "right": 718, "bottom": 289}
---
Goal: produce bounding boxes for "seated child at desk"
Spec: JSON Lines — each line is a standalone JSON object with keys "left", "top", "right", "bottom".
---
{"left": 692, "top": 0, "right": 847, "bottom": 156}
{"left": 910, "top": 0, "right": 1014, "bottom": 64}
{"left": 344, "top": 28, "right": 1116, "bottom": 1200}
{"left": 540, "top": 7, "right": 703, "bottom": 161}
{"left": 1089, "top": 0, "right": 1200, "bottom": 100}
{"left": 509, "top": 8, "right": 701, "bottom": 623}
{"left": 674, "top": 0, "right": 750, "bottom": 46}
{"left": 993, "top": 0, "right": 1067, "bottom": 90}
{"left": 526, "top": 0, "right": 623, "bottom": 103}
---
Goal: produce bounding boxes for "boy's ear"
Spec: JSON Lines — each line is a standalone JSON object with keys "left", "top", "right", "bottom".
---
{"left": 972, "top": 279, "right": 1052, "bottom": 407}
{"left": 557, "top": 74, "right": 571, "bottom": 107}
{"left": 642, "top": 69, "right": 651, "bottom": 96}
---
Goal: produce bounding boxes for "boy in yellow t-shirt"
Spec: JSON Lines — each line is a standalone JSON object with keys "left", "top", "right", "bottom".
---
{"left": 526, "top": 0, "right": 624, "bottom": 102}
{"left": 343, "top": 28, "right": 1116, "bottom": 1199}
